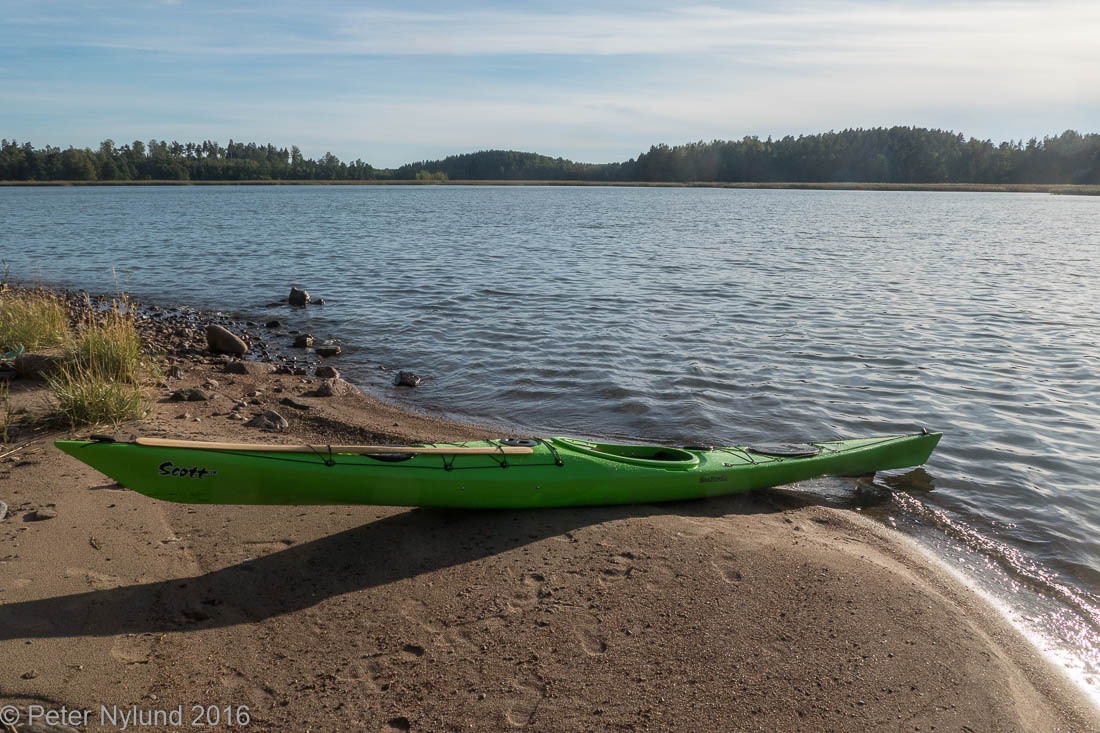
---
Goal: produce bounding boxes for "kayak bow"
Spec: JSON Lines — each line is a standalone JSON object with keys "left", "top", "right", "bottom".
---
{"left": 55, "top": 432, "right": 941, "bottom": 509}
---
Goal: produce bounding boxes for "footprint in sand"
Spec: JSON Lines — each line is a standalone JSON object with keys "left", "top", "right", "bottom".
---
{"left": 66, "top": 566, "right": 123, "bottom": 590}
{"left": 344, "top": 658, "right": 394, "bottom": 695}
{"left": 110, "top": 635, "right": 153, "bottom": 665}
{"left": 598, "top": 553, "right": 640, "bottom": 584}
{"left": 400, "top": 643, "right": 426, "bottom": 660}
{"left": 562, "top": 612, "right": 608, "bottom": 656}
{"left": 381, "top": 715, "right": 411, "bottom": 731}
{"left": 504, "top": 683, "right": 546, "bottom": 727}
{"left": 215, "top": 667, "right": 271, "bottom": 707}
{"left": 711, "top": 554, "right": 744, "bottom": 584}
{"left": 642, "top": 555, "right": 677, "bottom": 591}
{"left": 447, "top": 614, "right": 505, "bottom": 652}
{"left": 506, "top": 571, "right": 555, "bottom": 611}
{"left": 398, "top": 598, "right": 444, "bottom": 633}
{"left": 579, "top": 630, "right": 608, "bottom": 655}
{"left": 398, "top": 598, "right": 462, "bottom": 654}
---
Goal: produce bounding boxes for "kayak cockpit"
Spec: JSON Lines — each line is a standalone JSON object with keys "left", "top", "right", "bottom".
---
{"left": 551, "top": 438, "right": 699, "bottom": 469}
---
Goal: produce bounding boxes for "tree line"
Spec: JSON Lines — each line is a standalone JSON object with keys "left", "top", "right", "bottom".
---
{"left": 0, "top": 139, "right": 375, "bottom": 182}
{"left": 2, "top": 127, "right": 1098, "bottom": 184}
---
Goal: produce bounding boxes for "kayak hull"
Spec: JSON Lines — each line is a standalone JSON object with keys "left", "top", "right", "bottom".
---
{"left": 55, "top": 433, "right": 941, "bottom": 509}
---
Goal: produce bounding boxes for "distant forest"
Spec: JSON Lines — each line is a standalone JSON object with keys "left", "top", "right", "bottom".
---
{"left": 2, "top": 127, "right": 1098, "bottom": 184}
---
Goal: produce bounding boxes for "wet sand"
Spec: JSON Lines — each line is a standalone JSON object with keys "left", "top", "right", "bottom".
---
{"left": 1, "top": 303, "right": 1097, "bottom": 731}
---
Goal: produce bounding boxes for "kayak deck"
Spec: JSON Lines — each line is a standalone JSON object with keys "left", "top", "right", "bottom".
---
{"left": 55, "top": 432, "right": 941, "bottom": 509}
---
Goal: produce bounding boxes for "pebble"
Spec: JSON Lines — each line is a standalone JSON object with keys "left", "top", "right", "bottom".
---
{"left": 312, "top": 378, "right": 359, "bottom": 397}
{"left": 315, "top": 344, "right": 342, "bottom": 358}
{"left": 28, "top": 506, "right": 58, "bottom": 521}
{"left": 0, "top": 500, "right": 7, "bottom": 521}
{"left": 279, "top": 397, "right": 311, "bottom": 410}
{"left": 169, "top": 388, "right": 210, "bottom": 402}
{"left": 245, "top": 410, "right": 289, "bottom": 431}
{"left": 182, "top": 605, "right": 212, "bottom": 622}
{"left": 21, "top": 669, "right": 39, "bottom": 679}
{"left": 224, "top": 361, "right": 269, "bottom": 376}
{"left": 315, "top": 365, "right": 340, "bottom": 379}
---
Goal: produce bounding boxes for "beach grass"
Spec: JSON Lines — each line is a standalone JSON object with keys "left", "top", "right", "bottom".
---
{"left": 47, "top": 301, "right": 151, "bottom": 427}
{"left": 66, "top": 303, "right": 147, "bottom": 383}
{"left": 47, "top": 363, "right": 146, "bottom": 427}
{"left": 0, "top": 382, "right": 14, "bottom": 444}
{"left": 0, "top": 290, "right": 70, "bottom": 353}
{"left": 1, "top": 288, "right": 154, "bottom": 427}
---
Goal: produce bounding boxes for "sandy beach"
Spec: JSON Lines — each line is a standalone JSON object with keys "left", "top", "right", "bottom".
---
{"left": 1, "top": 293, "right": 1097, "bottom": 732}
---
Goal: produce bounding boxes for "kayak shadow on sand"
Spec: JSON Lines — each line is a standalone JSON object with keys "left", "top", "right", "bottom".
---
{"left": 0, "top": 489, "right": 818, "bottom": 642}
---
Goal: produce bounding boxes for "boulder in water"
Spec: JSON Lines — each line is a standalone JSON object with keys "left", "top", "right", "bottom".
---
{"left": 289, "top": 287, "right": 311, "bottom": 306}
{"left": 394, "top": 371, "right": 421, "bottom": 387}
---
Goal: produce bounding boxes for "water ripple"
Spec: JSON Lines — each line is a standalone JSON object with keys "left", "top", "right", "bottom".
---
{"left": 3, "top": 185, "right": 1099, "bottom": 698}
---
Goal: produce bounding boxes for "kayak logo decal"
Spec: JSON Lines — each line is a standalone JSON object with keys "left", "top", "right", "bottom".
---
{"left": 699, "top": 474, "right": 727, "bottom": 483}
{"left": 158, "top": 461, "right": 217, "bottom": 479}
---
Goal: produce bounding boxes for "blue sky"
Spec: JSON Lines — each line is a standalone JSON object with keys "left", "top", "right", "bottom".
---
{"left": 2, "top": 1, "right": 1097, "bottom": 167}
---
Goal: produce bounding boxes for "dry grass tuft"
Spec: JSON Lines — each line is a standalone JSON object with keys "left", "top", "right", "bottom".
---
{"left": 47, "top": 300, "right": 152, "bottom": 427}
{"left": 0, "top": 291, "right": 69, "bottom": 354}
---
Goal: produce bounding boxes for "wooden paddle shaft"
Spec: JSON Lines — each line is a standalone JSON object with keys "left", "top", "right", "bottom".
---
{"left": 134, "top": 437, "right": 534, "bottom": 455}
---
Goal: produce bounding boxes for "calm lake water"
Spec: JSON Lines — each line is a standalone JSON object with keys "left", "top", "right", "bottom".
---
{"left": 3, "top": 185, "right": 1098, "bottom": 697}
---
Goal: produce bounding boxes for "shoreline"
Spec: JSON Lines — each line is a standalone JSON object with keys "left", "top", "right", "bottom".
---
{"left": 2, "top": 179, "right": 1099, "bottom": 195}
{"left": 2, "top": 285, "right": 1098, "bottom": 730}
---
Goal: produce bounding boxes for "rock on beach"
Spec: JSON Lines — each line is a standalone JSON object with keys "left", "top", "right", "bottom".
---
{"left": 223, "top": 361, "right": 269, "bottom": 376}
{"left": 205, "top": 324, "right": 248, "bottom": 355}
{"left": 245, "top": 410, "right": 289, "bottom": 431}
{"left": 13, "top": 352, "right": 64, "bottom": 380}
{"left": 27, "top": 505, "right": 58, "bottom": 521}
{"left": 170, "top": 388, "right": 211, "bottom": 402}
{"left": 312, "top": 378, "right": 358, "bottom": 397}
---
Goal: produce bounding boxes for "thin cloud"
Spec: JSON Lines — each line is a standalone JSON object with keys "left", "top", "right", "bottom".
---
{"left": 2, "top": 1, "right": 1097, "bottom": 165}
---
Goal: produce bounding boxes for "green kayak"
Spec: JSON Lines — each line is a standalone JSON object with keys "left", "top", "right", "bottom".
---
{"left": 55, "top": 431, "right": 941, "bottom": 509}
